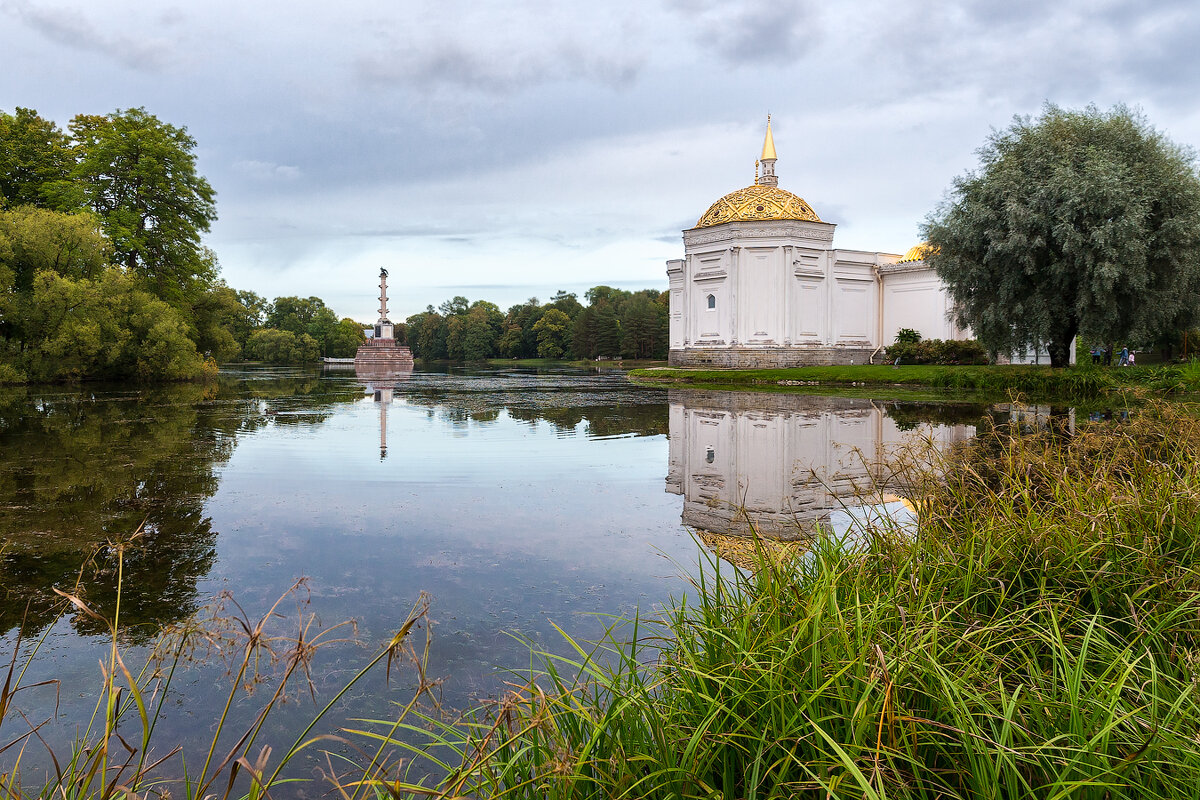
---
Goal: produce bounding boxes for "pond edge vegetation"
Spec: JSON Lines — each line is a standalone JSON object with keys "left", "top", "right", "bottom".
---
{"left": 630, "top": 361, "right": 1200, "bottom": 400}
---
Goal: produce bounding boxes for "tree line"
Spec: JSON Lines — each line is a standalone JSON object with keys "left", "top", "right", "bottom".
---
{"left": 403, "top": 285, "right": 669, "bottom": 362}
{"left": 1, "top": 106, "right": 670, "bottom": 381}
{"left": 0, "top": 106, "right": 377, "bottom": 381}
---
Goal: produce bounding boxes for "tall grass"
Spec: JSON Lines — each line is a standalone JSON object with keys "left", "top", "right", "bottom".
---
{"left": 0, "top": 536, "right": 437, "bottom": 800}
{"left": 354, "top": 400, "right": 1200, "bottom": 798}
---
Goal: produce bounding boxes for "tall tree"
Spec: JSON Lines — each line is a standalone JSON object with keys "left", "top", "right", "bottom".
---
{"left": 71, "top": 108, "right": 217, "bottom": 305}
{"left": 0, "top": 108, "right": 77, "bottom": 210}
{"left": 925, "top": 104, "right": 1200, "bottom": 367}
{"left": 533, "top": 308, "right": 572, "bottom": 359}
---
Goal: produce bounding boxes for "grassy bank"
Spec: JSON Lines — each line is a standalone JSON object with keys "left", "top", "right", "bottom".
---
{"left": 9, "top": 403, "right": 1200, "bottom": 798}
{"left": 485, "top": 358, "right": 668, "bottom": 369}
{"left": 630, "top": 361, "right": 1200, "bottom": 399}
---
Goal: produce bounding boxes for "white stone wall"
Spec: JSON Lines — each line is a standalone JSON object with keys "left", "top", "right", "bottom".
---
{"left": 668, "top": 221, "right": 983, "bottom": 361}
{"left": 880, "top": 263, "right": 965, "bottom": 344}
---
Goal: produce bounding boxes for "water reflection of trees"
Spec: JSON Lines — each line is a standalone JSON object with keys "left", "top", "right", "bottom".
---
{"left": 399, "top": 387, "right": 668, "bottom": 438}
{"left": 0, "top": 374, "right": 361, "bottom": 637}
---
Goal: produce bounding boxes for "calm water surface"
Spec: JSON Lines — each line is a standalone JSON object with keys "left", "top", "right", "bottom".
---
{"left": 0, "top": 365, "right": 990, "bottom": 787}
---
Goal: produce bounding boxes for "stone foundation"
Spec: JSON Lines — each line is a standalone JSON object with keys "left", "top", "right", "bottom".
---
{"left": 354, "top": 339, "right": 414, "bottom": 373}
{"left": 668, "top": 346, "right": 877, "bottom": 368}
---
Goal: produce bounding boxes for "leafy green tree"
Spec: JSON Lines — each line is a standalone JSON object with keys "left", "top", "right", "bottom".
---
{"left": 187, "top": 281, "right": 247, "bottom": 362}
{"left": 595, "top": 304, "right": 622, "bottom": 357}
{"left": 405, "top": 307, "right": 448, "bottom": 360}
{"left": 71, "top": 108, "right": 217, "bottom": 305}
{"left": 533, "top": 308, "right": 572, "bottom": 358}
{"left": 619, "top": 293, "right": 665, "bottom": 359}
{"left": 244, "top": 328, "right": 320, "bottom": 364}
{"left": 17, "top": 268, "right": 209, "bottom": 381}
{"left": 925, "top": 104, "right": 1200, "bottom": 367}
{"left": 547, "top": 290, "right": 582, "bottom": 319}
{"left": 0, "top": 207, "right": 111, "bottom": 355}
{"left": 572, "top": 306, "right": 597, "bottom": 359}
{"left": 0, "top": 108, "right": 77, "bottom": 209}
{"left": 503, "top": 298, "right": 543, "bottom": 358}
{"left": 266, "top": 296, "right": 326, "bottom": 335}
{"left": 306, "top": 306, "right": 340, "bottom": 356}
{"left": 0, "top": 206, "right": 108, "bottom": 291}
{"left": 446, "top": 301, "right": 503, "bottom": 361}
{"left": 438, "top": 295, "right": 469, "bottom": 317}
{"left": 236, "top": 290, "right": 268, "bottom": 331}
{"left": 326, "top": 318, "right": 366, "bottom": 358}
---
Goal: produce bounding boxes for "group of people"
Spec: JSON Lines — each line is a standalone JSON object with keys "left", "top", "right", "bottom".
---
{"left": 1089, "top": 344, "right": 1136, "bottom": 366}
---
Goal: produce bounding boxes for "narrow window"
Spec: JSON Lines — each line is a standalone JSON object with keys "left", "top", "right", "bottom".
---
{"left": 705, "top": 447, "right": 715, "bottom": 464}
{"left": 706, "top": 294, "right": 716, "bottom": 310}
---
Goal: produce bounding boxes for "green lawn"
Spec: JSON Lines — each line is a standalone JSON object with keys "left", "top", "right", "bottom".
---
{"left": 629, "top": 362, "right": 1200, "bottom": 399}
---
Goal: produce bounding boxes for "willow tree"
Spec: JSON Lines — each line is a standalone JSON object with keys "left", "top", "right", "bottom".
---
{"left": 924, "top": 104, "right": 1200, "bottom": 367}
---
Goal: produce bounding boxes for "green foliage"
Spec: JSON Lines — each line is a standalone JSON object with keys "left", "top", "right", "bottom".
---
{"left": 884, "top": 338, "right": 989, "bottom": 365}
{"left": 325, "top": 318, "right": 366, "bottom": 358}
{"left": 0, "top": 363, "right": 25, "bottom": 383}
{"left": 926, "top": 104, "right": 1200, "bottom": 367}
{"left": 533, "top": 308, "right": 572, "bottom": 358}
{"left": 0, "top": 205, "right": 108, "bottom": 292}
{"left": 0, "top": 107, "right": 76, "bottom": 209}
{"left": 446, "top": 301, "right": 502, "bottom": 360}
{"left": 243, "top": 328, "right": 320, "bottom": 364}
{"left": 9, "top": 267, "right": 212, "bottom": 381}
{"left": 71, "top": 108, "right": 218, "bottom": 306}
{"left": 405, "top": 306, "right": 449, "bottom": 360}
{"left": 894, "top": 327, "right": 922, "bottom": 344}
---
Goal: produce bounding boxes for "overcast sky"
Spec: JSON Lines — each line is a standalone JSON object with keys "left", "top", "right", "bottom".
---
{"left": 4, "top": 0, "right": 1199, "bottom": 321}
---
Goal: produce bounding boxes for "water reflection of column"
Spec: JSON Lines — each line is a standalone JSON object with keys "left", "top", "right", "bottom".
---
{"left": 666, "top": 389, "right": 974, "bottom": 538}
{"left": 373, "top": 386, "right": 394, "bottom": 460}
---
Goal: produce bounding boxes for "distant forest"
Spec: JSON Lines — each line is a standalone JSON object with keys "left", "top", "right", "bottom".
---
{"left": 0, "top": 106, "right": 665, "bottom": 383}
{"left": 402, "top": 286, "right": 669, "bottom": 362}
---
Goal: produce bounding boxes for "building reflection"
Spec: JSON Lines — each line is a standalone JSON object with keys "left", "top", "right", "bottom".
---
{"left": 356, "top": 366, "right": 413, "bottom": 460}
{"left": 665, "top": 389, "right": 976, "bottom": 539}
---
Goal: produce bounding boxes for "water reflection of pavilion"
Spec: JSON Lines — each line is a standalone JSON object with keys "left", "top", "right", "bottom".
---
{"left": 666, "top": 389, "right": 975, "bottom": 539}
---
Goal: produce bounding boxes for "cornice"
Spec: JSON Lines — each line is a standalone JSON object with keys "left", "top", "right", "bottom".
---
{"left": 684, "top": 220, "right": 836, "bottom": 248}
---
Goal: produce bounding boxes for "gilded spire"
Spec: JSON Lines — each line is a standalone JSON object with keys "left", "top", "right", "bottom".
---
{"left": 761, "top": 114, "right": 777, "bottom": 161}
{"left": 757, "top": 114, "right": 778, "bottom": 187}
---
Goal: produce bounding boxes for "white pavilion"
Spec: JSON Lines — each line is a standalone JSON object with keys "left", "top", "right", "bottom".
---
{"left": 667, "top": 119, "right": 967, "bottom": 368}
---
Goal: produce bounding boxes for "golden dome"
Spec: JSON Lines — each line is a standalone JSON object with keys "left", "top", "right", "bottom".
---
{"left": 695, "top": 184, "right": 821, "bottom": 228}
{"left": 898, "top": 243, "right": 932, "bottom": 263}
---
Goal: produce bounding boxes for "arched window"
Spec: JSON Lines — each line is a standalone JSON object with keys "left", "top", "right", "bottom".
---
{"left": 705, "top": 446, "right": 715, "bottom": 464}
{"left": 706, "top": 294, "right": 716, "bottom": 310}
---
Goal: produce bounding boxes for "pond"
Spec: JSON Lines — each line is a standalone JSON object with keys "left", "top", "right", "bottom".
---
{"left": 0, "top": 365, "right": 995, "bottom": 790}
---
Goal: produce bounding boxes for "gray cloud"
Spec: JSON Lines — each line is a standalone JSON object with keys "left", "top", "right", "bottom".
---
{"left": 671, "top": 0, "right": 817, "bottom": 64}
{"left": 5, "top": 1, "right": 175, "bottom": 70}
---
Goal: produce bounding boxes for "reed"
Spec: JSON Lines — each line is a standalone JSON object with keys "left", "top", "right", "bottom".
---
{"left": 0, "top": 537, "right": 437, "bottom": 800}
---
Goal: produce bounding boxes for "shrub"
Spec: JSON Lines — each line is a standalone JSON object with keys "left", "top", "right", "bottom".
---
{"left": 894, "top": 327, "right": 922, "bottom": 344}
{"left": 885, "top": 338, "right": 989, "bottom": 365}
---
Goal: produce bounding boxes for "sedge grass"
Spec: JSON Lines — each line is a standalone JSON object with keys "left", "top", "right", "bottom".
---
{"left": 0, "top": 537, "right": 438, "bottom": 800}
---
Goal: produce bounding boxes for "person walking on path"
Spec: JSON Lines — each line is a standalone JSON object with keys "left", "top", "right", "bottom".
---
{"left": 1104, "top": 344, "right": 1113, "bottom": 366}
{"left": 1119, "top": 346, "right": 1130, "bottom": 366}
